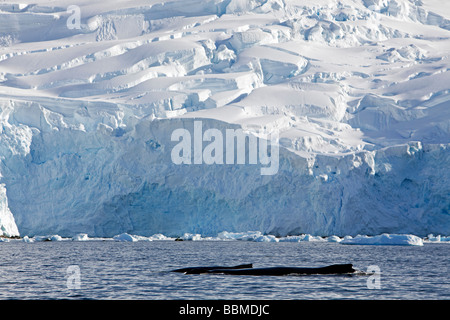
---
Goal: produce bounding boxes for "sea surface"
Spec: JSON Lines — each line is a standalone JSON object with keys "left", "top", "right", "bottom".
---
{"left": 0, "top": 240, "right": 448, "bottom": 300}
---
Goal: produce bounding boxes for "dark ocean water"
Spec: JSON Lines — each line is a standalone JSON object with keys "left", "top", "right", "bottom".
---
{"left": 0, "top": 240, "right": 448, "bottom": 300}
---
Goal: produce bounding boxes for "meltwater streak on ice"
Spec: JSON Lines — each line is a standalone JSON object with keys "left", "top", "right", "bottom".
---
{"left": 0, "top": 0, "right": 449, "bottom": 237}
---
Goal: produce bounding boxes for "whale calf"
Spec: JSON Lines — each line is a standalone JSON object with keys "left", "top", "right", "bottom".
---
{"left": 183, "top": 264, "right": 356, "bottom": 275}
{"left": 171, "top": 263, "right": 253, "bottom": 274}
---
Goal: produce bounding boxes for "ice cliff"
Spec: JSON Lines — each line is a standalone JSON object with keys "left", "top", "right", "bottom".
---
{"left": 0, "top": 0, "right": 449, "bottom": 237}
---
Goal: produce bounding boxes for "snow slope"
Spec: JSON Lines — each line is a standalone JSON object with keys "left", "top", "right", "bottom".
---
{"left": 0, "top": 0, "right": 449, "bottom": 237}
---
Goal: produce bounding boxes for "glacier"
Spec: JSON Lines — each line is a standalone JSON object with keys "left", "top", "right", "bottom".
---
{"left": 0, "top": 0, "right": 449, "bottom": 238}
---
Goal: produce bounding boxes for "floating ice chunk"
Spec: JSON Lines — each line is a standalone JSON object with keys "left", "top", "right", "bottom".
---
{"left": 22, "top": 235, "right": 34, "bottom": 243}
{"left": 133, "top": 235, "right": 153, "bottom": 241}
{"left": 326, "top": 235, "right": 342, "bottom": 242}
{"left": 341, "top": 234, "right": 424, "bottom": 246}
{"left": 149, "top": 233, "right": 166, "bottom": 240}
{"left": 149, "top": 233, "right": 174, "bottom": 241}
{"left": 427, "top": 234, "right": 440, "bottom": 242}
{"left": 0, "top": 237, "right": 10, "bottom": 242}
{"left": 254, "top": 234, "right": 279, "bottom": 242}
{"left": 180, "top": 233, "right": 202, "bottom": 241}
{"left": 278, "top": 234, "right": 326, "bottom": 242}
{"left": 302, "top": 234, "right": 326, "bottom": 242}
{"left": 113, "top": 233, "right": 138, "bottom": 242}
{"left": 34, "top": 235, "right": 63, "bottom": 241}
{"left": 217, "top": 231, "right": 264, "bottom": 241}
{"left": 72, "top": 233, "right": 89, "bottom": 241}
{"left": 216, "top": 231, "right": 280, "bottom": 242}
{"left": 426, "top": 234, "right": 450, "bottom": 242}
{"left": 278, "top": 235, "right": 304, "bottom": 242}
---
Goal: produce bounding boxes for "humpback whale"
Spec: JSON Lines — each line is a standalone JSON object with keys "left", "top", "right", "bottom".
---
{"left": 171, "top": 263, "right": 253, "bottom": 274}
{"left": 177, "top": 264, "right": 356, "bottom": 275}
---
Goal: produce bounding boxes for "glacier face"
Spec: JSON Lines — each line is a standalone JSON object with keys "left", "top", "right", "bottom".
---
{"left": 0, "top": 183, "right": 19, "bottom": 237}
{"left": 0, "top": 0, "right": 449, "bottom": 237}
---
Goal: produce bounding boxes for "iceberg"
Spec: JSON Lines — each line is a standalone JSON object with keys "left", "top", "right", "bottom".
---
{"left": 149, "top": 233, "right": 175, "bottom": 241}
{"left": 277, "top": 236, "right": 305, "bottom": 242}
{"left": 425, "top": 234, "right": 450, "bottom": 242}
{"left": 216, "top": 231, "right": 278, "bottom": 242}
{"left": 250, "top": 234, "right": 279, "bottom": 242}
{"left": 49, "top": 235, "right": 63, "bottom": 241}
{"left": 179, "top": 233, "right": 203, "bottom": 241}
{"left": 22, "top": 235, "right": 34, "bottom": 243}
{"left": 326, "top": 235, "right": 342, "bottom": 243}
{"left": 278, "top": 234, "right": 326, "bottom": 242}
{"left": 340, "top": 234, "right": 424, "bottom": 246}
{"left": 132, "top": 235, "right": 154, "bottom": 241}
{"left": 113, "top": 233, "right": 138, "bottom": 242}
{"left": 217, "top": 231, "right": 264, "bottom": 241}
{"left": 32, "top": 234, "right": 64, "bottom": 241}
{"left": 72, "top": 233, "right": 89, "bottom": 241}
